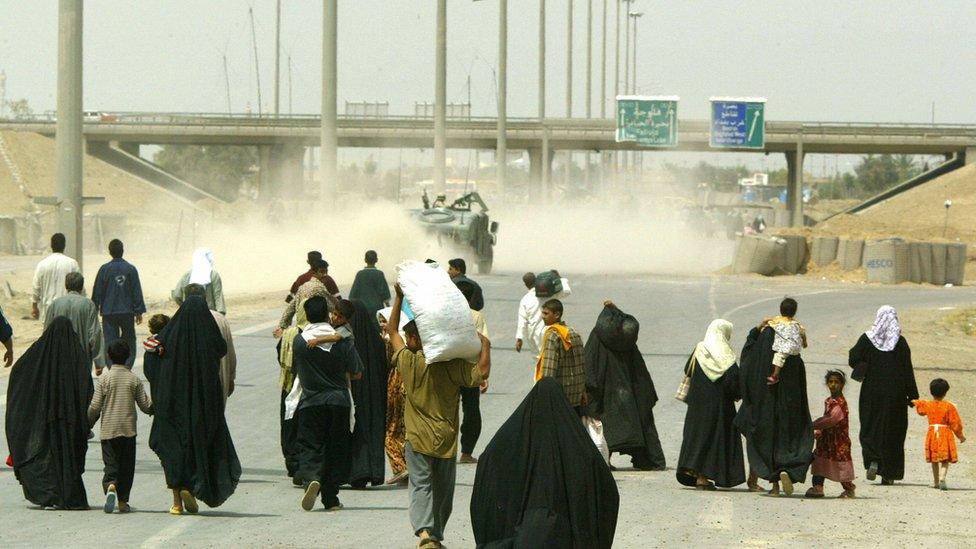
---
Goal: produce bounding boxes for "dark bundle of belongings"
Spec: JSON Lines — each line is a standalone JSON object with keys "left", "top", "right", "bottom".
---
{"left": 585, "top": 304, "right": 666, "bottom": 470}
{"left": 534, "top": 270, "right": 563, "bottom": 298}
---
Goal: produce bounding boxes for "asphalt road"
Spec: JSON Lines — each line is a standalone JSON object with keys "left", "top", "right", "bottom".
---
{"left": 1, "top": 273, "right": 974, "bottom": 548}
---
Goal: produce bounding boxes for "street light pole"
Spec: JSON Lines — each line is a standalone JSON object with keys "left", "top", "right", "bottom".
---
{"left": 586, "top": 0, "right": 592, "bottom": 119}
{"left": 56, "top": 0, "right": 83, "bottom": 266}
{"left": 497, "top": 0, "right": 508, "bottom": 194}
{"left": 600, "top": 0, "right": 607, "bottom": 118}
{"left": 274, "top": 0, "right": 281, "bottom": 116}
{"left": 321, "top": 0, "right": 338, "bottom": 206}
{"left": 434, "top": 0, "right": 447, "bottom": 200}
{"left": 539, "top": 0, "right": 546, "bottom": 120}
{"left": 566, "top": 0, "right": 573, "bottom": 119}
{"left": 630, "top": 11, "right": 642, "bottom": 94}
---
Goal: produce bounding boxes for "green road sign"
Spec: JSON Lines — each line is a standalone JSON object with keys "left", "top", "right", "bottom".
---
{"left": 709, "top": 97, "right": 766, "bottom": 149}
{"left": 616, "top": 95, "right": 679, "bottom": 147}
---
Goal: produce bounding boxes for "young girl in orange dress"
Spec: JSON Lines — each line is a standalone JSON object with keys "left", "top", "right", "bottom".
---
{"left": 806, "top": 370, "right": 856, "bottom": 498}
{"left": 913, "top": 378, "right": 966, "bottom": 490}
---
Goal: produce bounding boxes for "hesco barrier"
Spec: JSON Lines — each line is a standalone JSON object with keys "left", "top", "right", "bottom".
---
{"left": 810, "top": 236, "right": 839, "bottom": 266}
{"left": 864, "top": 239, "right": 910, "bottom": 284}
{"left": 732, "top": 234, "right": 787, "bottom": 276}
{"left": 930, "top": 243, "right": 947, "bottom": 285}
{"left": 946, "top": 244, "right": 967, "bottom": 285}
{"left": 909, "top": 242, "right": 932, "bottom": 284}
{"left": 779, "top": 235, "right": 809, "bottom": 274}
{"left": 0, "top": 217, "right": 17, "bottom": 254}
{"left": 837, "top": 239, "right": 865, "bottom": 270}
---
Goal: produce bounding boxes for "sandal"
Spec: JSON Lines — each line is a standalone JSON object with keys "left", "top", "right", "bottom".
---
{"left": 169, "top": 505, "right": 183, "bottom": 515}
{"left": 746, "top": 483, "right": 764, "bottom": 493}
{"left": 779, "top": 472, "right": 794, "bottom": 496}
{"left": 695, "top": 481, "right": 717, "bottom": 491}
{"left": 179, "top": 490, "right": 199, "bottom": 514}
{"left": 804, "top": 487, "right": 824, "bottom": 498}
{"left": 838, "top": 490, "right": 856, "bottom": 499}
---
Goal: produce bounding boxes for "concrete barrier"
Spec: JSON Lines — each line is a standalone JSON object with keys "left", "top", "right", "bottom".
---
{"left": 864, "top": 238, "right": 910, "bottom": 284}
{"left": 945, "top": 243, "right": 967, "bottom": 286}
{"left": 909, "top": 242, "right": 932, "bottom": 284}
{"left": 0, "top": 217, "right": 17, "bottom": 254}
{"left": 732, "top": 234, "right": 787, "bottom": 276}
{"left": 837, "top": 239, "right": 865, "bottom": 270}
{"left": 930, "top": 243, "right": 948, "bottom": 285}
{"left": 779, "top": 235, "right": 809, "bottom": 274}
{"left": 811, "top": 236, "right": 839, "bottom": 266}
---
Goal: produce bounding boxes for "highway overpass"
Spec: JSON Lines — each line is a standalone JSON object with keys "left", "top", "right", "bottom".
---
{"left": 3, "top": 113, "right": 976, "bottom": 223}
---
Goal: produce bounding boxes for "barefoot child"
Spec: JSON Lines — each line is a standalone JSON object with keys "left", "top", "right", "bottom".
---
{"left": 913, "top": 378, "right": 966, "bottom": 490}
{"left": 805, "top": 370, "right": 856, "bottom": 498}
{"left": 88, "top": 340, "right": 154, "bottom": 513}
{"left": 763, "top": 298, "right": 807, "bottom": 385}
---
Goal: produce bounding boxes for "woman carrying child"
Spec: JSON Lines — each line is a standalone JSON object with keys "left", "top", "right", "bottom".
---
{"left": 806, "top": 370, "right": 855, "bottom": 499}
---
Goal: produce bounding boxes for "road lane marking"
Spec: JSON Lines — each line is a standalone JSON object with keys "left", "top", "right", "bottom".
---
{"left": 721, "top": 289, "right": 838, "bottom": 319}
{"left": 708, "top": 276, "right": 718, "bottom": 319}
{"left": 140, "top": 517, "right": 195, "bottom": 548}
{"left": 233, "top": 320, "right": 279, "bottom": 337}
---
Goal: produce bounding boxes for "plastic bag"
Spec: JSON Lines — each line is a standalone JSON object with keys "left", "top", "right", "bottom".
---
{"left": 396, "top": 260, "right": 481, "bottom": 363}
{"left": 582, "top": 416, "right": 610, "bottom": 464}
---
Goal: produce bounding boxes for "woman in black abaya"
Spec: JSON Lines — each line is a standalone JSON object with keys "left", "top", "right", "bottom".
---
{"left": 6, "top": 317, "right": 93, "bottom": 510}
{"left": 150, "top": 296, "right": 241, "bottom": 513}
{"left": 677, "top": 319, "right": 745, "bottom": 490}
{"left": 471, "top": 378, "right": 619, "bottom": 549}
{"left": 584, "top": 303, "right": 665, "bottom": 470}
{"left": 848, "top": 305, "right": 918, "bottom": 484}
{"left": 346, "top": 299, "right": 389, "bottom": 488}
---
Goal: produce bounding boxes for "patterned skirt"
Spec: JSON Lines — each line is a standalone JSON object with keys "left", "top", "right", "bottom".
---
{"left": 385, "top": 367, "right": 406, "bottom": 475}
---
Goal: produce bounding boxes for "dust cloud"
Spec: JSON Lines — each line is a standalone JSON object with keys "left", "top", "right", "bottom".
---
{"left": 100, "top": 201, "right": 466, "bottom": 303}
{"left": 490, "top": 201, "right": 735, "bottom": 276}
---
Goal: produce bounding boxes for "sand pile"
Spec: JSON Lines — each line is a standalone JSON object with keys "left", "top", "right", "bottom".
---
{"left": 811, "top": 163, "right": 976, "bottom": 242}
{"left": 0, "top": 130, "right": 215, "bottom": 219}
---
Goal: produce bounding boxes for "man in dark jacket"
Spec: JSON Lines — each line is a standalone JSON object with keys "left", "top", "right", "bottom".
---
{"left": 448, "top": 258, "right": 484, "bottom": 311}
{"left": 92, "top": 239, "right": 146, "bottom": 367}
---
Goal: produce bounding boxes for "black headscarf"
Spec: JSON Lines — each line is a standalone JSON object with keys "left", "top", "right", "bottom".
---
{"left": 149, "top": 296, "right": 241, "bottom": 507}
{"left": 470, "top": 378, "right": 619, "bottom": 549}
{"left": 5, "top": 317, "right": 93, "bottom": 509}
{"left": 347, "top": 299, "right": 389, "bottom": 487}
{"left": 584, "top": 305, "right": 665, "bottom": 470}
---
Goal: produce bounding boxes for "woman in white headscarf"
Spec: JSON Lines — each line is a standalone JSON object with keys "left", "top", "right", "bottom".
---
{"left": 848, "top": 305, "right": 918, "bottom": 485}
{"left": 171, "top": 248, "right": 226, "bottom": 315}
{"left": 676, "top": 319, "right": 745, "bottom": 490}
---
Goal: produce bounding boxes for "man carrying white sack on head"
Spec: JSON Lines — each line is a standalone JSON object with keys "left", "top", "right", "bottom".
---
{"left": 515, "top": 270, "right": 572, "bottom": 356}
{"left": 390, "top": 261, "right": 491, "bottom": 549}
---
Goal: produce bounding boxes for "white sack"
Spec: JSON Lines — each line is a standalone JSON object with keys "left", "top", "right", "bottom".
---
{"left": 396, "top": 260, "right": 481, "bottom": 363}
{"left": 583, "top": 416, "right": 610, "bottom": 465}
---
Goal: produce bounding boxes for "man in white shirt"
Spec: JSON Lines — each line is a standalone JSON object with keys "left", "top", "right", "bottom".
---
{"left": 31, "top": 233, "right": 81, "bottom": 321}
{"left": 515, "top": 271, "right": 572, "bottom": 355}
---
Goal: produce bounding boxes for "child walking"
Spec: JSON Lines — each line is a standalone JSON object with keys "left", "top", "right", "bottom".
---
{"left": 88, "top": 340, "right": 154, "bottom": 513}
{"left": 763, "top": 297, "right": 807, "bottom": 385}
{"left": 806, "top": 370, "right": 856, "bottom": 499}
{"left": 913, "top": 378, "right": 965, "bottom": 490}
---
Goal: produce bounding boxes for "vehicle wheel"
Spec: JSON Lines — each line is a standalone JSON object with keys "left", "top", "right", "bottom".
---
{"left": 478, "top": 259, "right": 492, "bottom": 275}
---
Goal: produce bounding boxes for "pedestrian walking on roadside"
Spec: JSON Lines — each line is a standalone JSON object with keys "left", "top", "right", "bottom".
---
{"left": 387, "top": 283, "right": 491, "bottom": 549}
{"left": 848, "top": 305, "right": 919, "bottom": 485}
{"left": 292, "top": 297, "right": 362, "bottom": 511}
{"left": 88, "top": 340, "right": 154, "bottom": 513}
{"left": 448, "top": 258, "right": 484, "bottom": 311}
{"left": 286, "top": 250, "right": 323, "bottom": 302}
{"left": 92, "top": 239, "right": 146, "bottom": 367}
{"left": 456, "top": 281, "right": 489, "bottom": 464}
{"left": 349, "top": 250, "right": 391, "bottom": 314}
{"left": 183, "top": 283, "right": 236, "bottom": 402}
{"left": 913, "top": 378, "right": 966, "bottom": 490}
{"left": 805, "top": 370, "right": 856, "bottom": 499}
{"left": 535, "top": 299, "right": 586, "bottom": 414}
{"left": 31, "top": 232, "right": 80, "bottom": 321}
{"left": 6, "top": 317, "right": 94, "bottom": 510}
{"left": 148, "top": 295, "right": 239, "bottom": 514}
{"left": 676, "top": 319, "right": 745, "bottom": 490}
{"left": 46, "top": 272, "right": 106, "bottom": 375}
{"left": 1, "top": 304, "right": 13, "bottom": 367}
{"left": 172, "top": 247, "right": 226, "bottom": 315}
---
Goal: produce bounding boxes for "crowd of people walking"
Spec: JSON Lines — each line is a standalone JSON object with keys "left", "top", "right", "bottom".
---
{"left": 0, "top": 233, "right": 967, "bottom": 548}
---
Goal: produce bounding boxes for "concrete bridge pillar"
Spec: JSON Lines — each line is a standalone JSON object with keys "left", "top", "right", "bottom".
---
{"left": 527, "top": 145, "right": 553, "bottom": 200}
{"left": 259, "top": 144, "right": 306, "bottom": 200}
{"left": 117, "top": 141, "right": 140, "bottom": 157}
{"left": 785, "top": 144, "right": 805, "bottom": 227}
{"left": 965, "top": 147, "right": 976, "bottom": 165}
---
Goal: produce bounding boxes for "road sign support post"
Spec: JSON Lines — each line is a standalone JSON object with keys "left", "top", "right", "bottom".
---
{"left": 56, "top": 0, "right": 84, "bottom": 268}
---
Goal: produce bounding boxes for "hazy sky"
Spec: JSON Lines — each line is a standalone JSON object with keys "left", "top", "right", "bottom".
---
{"left": 2, "top": 0, "right": 974, "bottom": 124}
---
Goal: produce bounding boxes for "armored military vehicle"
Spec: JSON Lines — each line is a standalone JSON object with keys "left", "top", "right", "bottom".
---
{"left": 411, "top": 191, "right": 498, "bottom": 274}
